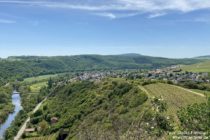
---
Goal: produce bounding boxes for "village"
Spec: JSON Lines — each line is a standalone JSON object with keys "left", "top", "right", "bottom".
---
{"left": 69, "top": 65, "right": 210, "bottom": 84}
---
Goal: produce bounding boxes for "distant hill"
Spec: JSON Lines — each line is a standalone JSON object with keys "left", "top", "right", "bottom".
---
{"left": 0, "top": 54, "right": 201, "bottom": 85}
{"left": 194, "top": 55, "right": 210, "bottom": 60}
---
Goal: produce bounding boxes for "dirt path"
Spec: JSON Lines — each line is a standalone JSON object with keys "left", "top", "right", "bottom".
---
{"left": 138, "top": 85, "right": 150, "bottom": 97}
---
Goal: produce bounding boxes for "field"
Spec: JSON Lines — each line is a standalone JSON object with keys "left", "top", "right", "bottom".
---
{"left": 182, "top": 60, "right": 210, "bottom": 72}
{"left": 144, "top": 83, "right": 206, "bottom": 116}
{"left": 23, "top": 74, "right": 59, "bottom": 83}
{"left": 29, "top": 82, "right": 47, "bottom": 93}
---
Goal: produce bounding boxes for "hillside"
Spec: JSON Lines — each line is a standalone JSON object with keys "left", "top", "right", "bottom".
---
{"left": 194, "top": 55, "right": 210, "bottom": 60}
{"left": 12, "top": 79, "right": 207, "bottom": 140}
{"left": 144, "top": 83, "right": 206, "bottom": 118}
{"left": 182, "top": 60, "right": 210, "bottom": 72}
{"left": 0, "top": 54, "right": 200, "bottom": 86}
{"left": 21, "top": 79, "right": 151, "bottom": 139}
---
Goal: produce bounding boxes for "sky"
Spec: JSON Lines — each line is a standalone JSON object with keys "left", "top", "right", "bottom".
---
{"left": 0, "top": 0, "right": 210, "bottom": 58}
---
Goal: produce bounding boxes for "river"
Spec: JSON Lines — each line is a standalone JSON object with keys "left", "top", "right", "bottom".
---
{"left": 0, "top": 91, "right": 22, "bottom": 140}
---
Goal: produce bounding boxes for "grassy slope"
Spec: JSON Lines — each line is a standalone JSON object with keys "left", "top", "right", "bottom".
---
{"left": 144, "top": 83, "right": 206, "bottom": 120}
{"left": 182, "top": 60, "right": 210, "bottom": 72}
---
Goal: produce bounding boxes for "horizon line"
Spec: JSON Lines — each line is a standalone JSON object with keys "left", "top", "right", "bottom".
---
{"left": 0, "top": 53, "right": 207, "bottom": 59}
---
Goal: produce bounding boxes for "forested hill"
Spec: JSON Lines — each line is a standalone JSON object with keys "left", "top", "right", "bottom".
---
{"left": 0, "top": 54, "right": 200, "bottom": 85}
{"left": 194, "top": 55, "right": 210, "bottom": 60}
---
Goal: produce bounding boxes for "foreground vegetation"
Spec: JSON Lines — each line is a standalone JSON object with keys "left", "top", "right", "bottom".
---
{"left": 21, "top": 79, "right": 154, "bottom": 139}
{"left": 0, "top": 86, "right": 13, "bottom": 124}
{"left": 8, "top": 78, "right": 206, "bottom": 140}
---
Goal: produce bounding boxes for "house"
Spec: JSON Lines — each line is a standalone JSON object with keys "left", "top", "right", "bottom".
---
{"left": 25, "top": 128, "right": 35, "bottom": 133}
{"left": 51, "top": 117, "right": 59, "bottom": 124}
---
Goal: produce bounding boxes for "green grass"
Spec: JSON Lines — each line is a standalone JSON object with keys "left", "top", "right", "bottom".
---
{"left": 30, "top": 82, "right": 47, "bottom": 93}
{"left": 23, "top": 74, "right": 59, "bottom": 83}
{"left": 182, "top": 60, "right": 210, "bottom": 72}
{"left": 144, "top": 83, "right": 206, "bottom": 117}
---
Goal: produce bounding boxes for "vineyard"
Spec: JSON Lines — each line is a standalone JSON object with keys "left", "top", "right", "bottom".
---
{"left": 182, "top": 60, "right": 210, "bottom": 72}
{"left": 144, "top": 83, "right": 206, "bottom": 117}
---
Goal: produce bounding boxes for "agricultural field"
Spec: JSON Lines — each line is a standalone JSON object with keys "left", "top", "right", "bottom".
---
{"left": 182, "top": 60, "right": 210, "bottom": 73}
{"left": 23, "top": 74, "right": 59, "bottom": 83}
{"left": 144, "top": 83, "right": 206, "bottom": 116}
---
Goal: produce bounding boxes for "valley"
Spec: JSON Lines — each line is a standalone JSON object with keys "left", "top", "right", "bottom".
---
{"left": 0, "top": 54, "right": 209, "bottom": 140}
{"left": 1, "top": 1, "right": 210, "bottom": 139}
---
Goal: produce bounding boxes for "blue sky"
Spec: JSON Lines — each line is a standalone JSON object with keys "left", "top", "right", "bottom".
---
{"left": 0, "top": 0, "right": 210, "bottom": 58}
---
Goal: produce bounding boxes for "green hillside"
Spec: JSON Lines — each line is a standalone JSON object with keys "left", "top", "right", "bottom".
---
{"left": 23, "top": 79, "right": 150, "bottom": 140}
{"left": 0, "top": 54, "right": 200, "bottom": 86}
{"left": 182, "top": 60, "right": 210, "bottom": 72}
{"left": 144, "top": 83, "right": 208, "bottom": 133}
{"left": 144, "top": 83, "right": 206, "bottom": 117}
{"left": 12, "top": 79, "right": 207, "bottom": 140}
{"left": 194, "top": 55, "right": 210, "bottom": 60}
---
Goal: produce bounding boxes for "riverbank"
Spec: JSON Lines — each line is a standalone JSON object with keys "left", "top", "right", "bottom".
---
{"left": 0, "top": 92, "right": 22, "bottom": 139}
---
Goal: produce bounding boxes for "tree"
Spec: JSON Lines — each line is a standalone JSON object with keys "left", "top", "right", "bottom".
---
{"left": 48, "top": 78, "right": 53, "bottom": 89}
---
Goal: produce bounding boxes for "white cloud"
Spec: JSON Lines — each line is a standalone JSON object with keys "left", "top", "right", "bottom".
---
{"left": 94, "top": 13, "right": 117, "bottom": 19}
{"left": 148, "top": 12, "right": 166, "bottom": 18}
{"left": 94, "top": 12, "right": 139, "bottom": 19}
{"left": 0, "top": 0, "right": 210, "bottom": 19}
{"left": 0, "top": 19, "right": 16, "bottom": 24}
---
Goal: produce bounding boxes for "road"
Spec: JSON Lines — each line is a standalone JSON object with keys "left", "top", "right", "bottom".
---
{"left": 14, "top": 97, "right": 47, "bottom": 140}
